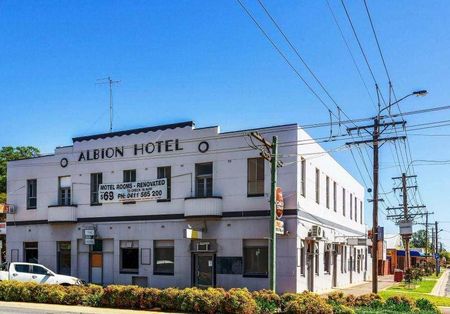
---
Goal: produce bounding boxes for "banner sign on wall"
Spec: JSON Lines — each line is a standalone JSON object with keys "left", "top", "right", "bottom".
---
{"left": 98, "top": 179, "right": 167, "bottom": 203}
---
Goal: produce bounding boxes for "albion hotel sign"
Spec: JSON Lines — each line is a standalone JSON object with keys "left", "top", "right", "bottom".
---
{"left": 77, "top": 139, "right": 185, "bottom": 162}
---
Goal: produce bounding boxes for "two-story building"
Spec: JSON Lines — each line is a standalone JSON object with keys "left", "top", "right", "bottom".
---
{"left": 6, "top": 121, "right": 370, "bottom": 293}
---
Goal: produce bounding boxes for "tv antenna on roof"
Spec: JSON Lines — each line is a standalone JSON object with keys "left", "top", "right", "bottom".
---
{"left": 96, "top": 76, "right": 120, "bottom": 132}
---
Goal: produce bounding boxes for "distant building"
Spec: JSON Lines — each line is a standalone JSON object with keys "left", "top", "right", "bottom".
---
{"left": 6, "top": 121, "right": 370, "bottom": 293}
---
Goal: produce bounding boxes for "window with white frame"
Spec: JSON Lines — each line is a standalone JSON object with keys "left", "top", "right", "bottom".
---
{"left": 157, "top": 166, "right": 171, "bottom": 201}
{"left": 58, "top": 176, "right": 71, "bottom": 206}
{"left": 326, "top": 176, "right": 330, "bottom": 209}
{"left": 195, "top": 162, "right": 213, "bottom": 197}
{"left": 247, "top": 158, "right": 264, "bottom": 196}
{"left": 301, "top": 158, "right": 306, "bottom": 197}
{"left": 333, "top": 181, "right": 337, "bottom": 212}
{"left": 324, "top": 243, "right": 331, "bottom": 273}
{"left": 154, "top": 240, "right": 174, "bottom": 275}
{"left": 123, "top": 169, "right": 136, "bottom": 183}
{"left": 315, "top": 168, "right": 320, "bottom": 204}
{"left": 342, "top": 188, "right": 346, "bottom": 216}
{"left": 90, "top": 173, "right": 102, "bottom": 205}
{"left": 350, "top": 193, "right": 353, "bottom": 219}
{"left": 27, "top": 179, "right": 37, "bottom": 209}
{"left": 300, "top": 240, "right": 305, "bottom": 276}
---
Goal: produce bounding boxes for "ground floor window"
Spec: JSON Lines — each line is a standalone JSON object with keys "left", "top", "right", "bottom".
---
{"left": 57, "top": 241, "right": 71, "bottom": 276}
{"left": 120, "top": 240, "right": 139, "bottom": 274}
{"left": 315, "top": 242, "right": 319, "bottom": 275}
{"left": 300, "top": 240, "right": 305, "bottom": 276}
{"left": 243, "top": 239, "right": 268, "bottom": 277}
{"left": 324, "top": 243, "right": 331, "bottom": 274}
{"left": 24, "top": 242, "right": 38, "bottom": 263}
{"left": 154, "top": 240, "right": 174, "bottom": 275}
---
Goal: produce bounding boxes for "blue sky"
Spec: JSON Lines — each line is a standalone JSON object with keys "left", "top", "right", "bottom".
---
{"left": 1, "top": 1, "right": 449, "bottom": 247}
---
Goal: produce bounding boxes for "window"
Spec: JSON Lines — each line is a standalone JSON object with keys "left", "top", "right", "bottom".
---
{"left": 360, "top": 201, "right": 363, "bottom": 224}
{"left": 344, "top": 246, "right": 347, "bottom": 273}
{"left": 247, "top": 158, "right": 264, "bottom": 196}
{"left": 32, "top": 265, "right": 49, "bottom": 275}
{"left": 243, "top": 239, "right": 268, "bottom": 277}
{"left": 314, "top": 242, "right": 319, "bottom": 275}
{"left": 342, "top": 188, "right": 346, "bottom": 216}
{"left": 300, "top": 240, "right": 305, "bottom": 276}
{"left": 324, "top": 243, "right": 331, "bottom": 273}
{"left": 157, "top": 166, "right": 171, "bottom": 201}
{"left": 341, "top": 246, "right": 344, "bottom": 273}
{"left": 14, "top": 264, "right": 31, "bottom": 273}
{"left": 301, "top": 158, "right": 306, "bottom": 197}
{"left": 90, "top": 173, "right": 102, "bottom": 205}
{"left": 123, "top": 169, "right": 136, "bottom": 183}
{"left": 120, "top": 240, "right": 139, "bottom": 274}
{"left": 315, "top": 168, "right": 320, "bottom": 204}
{"left": 58, "top": 176, "right": 71, "bottom": 206}
{"left": 27, "top": 179, "right": 37, "bottom": 209}
{"left": 93, "top": 239, "right": 103, "bottom": 252}
{"left": 326, "top": 176, "right": 330, "bottom": 209}
{"left": 154, "top": 240, "right": 174, "bottom": 275}
{"left": 57, "top": 241, "right": 71, "bottom": 276}
{"left": 195, "top": 163, "right": 213, "bottom": 197}
{"left": 333, "top": 181, "right": 337, "bottom": 212}
{"left": 24, "top": 242, "right": 38, "bottom": 263}
{"left": 350, "top": 193, "right": 353, "bottom": 219}
{"left": 354, "top": 196, "right": 358, "bottom": 222}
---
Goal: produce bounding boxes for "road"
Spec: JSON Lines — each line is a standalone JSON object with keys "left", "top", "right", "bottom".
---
{"left": 0, "top": 302, "right": 163, "bottom": 314}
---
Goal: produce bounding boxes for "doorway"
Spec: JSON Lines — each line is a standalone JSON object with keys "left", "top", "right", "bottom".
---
{"left": 193, "top": 253, "right": 215, "bottom": 288}
{"left": 57, "top": 241, "right": 71, "bottom": 276}
{"left": 306, "top": 241, "right": 315, "bottom": 291}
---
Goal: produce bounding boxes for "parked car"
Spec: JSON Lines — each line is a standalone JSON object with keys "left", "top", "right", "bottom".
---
{"left": 0, "top": 262, "right": 83, "bottom": 285}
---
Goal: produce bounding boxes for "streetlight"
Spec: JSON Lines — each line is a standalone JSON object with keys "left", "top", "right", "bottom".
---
{"left": 379, "top": 90, "right": 428, "bottom": 115}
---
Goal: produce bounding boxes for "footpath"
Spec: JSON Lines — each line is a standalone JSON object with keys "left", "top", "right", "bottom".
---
{"left": 327, "top": 275, "right": 395, "bottom": 296}
{"left": 0, "top": 301, "right": 166, "bottom": 314}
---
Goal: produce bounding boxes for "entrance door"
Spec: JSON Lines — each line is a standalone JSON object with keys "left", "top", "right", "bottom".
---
{"left": 57, "top": 242, "right": 71, "bottom": 276}
{"left": 193, "top": 254, "right": 215, "bottom": 288}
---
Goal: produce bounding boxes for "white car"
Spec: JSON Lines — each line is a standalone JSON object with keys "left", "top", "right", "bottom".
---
{"left": 0, "top": 262, "right": 83, "bottom": 285}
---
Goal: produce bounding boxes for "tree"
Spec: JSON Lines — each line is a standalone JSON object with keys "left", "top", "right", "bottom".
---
{"left": 0, "top": 146, "right": 40, "bottom": 202}
{"left": 410, "top": 229, "right": 430, "bottom": 250}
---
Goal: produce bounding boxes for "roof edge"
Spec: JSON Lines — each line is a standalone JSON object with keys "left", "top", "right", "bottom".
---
{"left": 72, "top": 121, "right": 194, "bottom": 143}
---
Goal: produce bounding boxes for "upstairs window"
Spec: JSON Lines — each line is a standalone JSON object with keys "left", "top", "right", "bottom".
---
{"left": 123, "top": 169, "right": 136, "bottom": 183}
{"left": 354, "top": 196, "right": 358, "bottom": 222}
{"left": 157, "top": 166, "right": 171, "bottom": 201}
{"left": 247, "top": 158, "right": 264, "bottom": 197}
{"left": 350, "top": 193, "right": 353, "bottom": 219}
{"left": 333, "top": 181, "right": 337, "bottom": 212}
{"left": 58, "top": 176, "right": 71, "bottom": 206}
{"left": 301, "top": 158, "right": 306, "bottom": 197}
{"left": 195, "top": 163, "right": 213, "bottom": 197}
{"left": 342, "top": 188, "right": 346, "bottom": 216}
{"left": 326, "top": 176, "right": 330, "bottom": 209}
{"left": 315, "top": 168, "right": 320, "bottom": 204}
{"left": 360, "top": 201, "right": 363, "bottom": 224}
{"left": 90, "top": 173, "right": 103, "bottom": 205}
{"left": 27, "top": 179, "right": 37, "bottom": 209}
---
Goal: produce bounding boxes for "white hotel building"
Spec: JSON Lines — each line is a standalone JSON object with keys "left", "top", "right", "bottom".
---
{"left": 6, "top": 121, "right": 370, "bottom": 293}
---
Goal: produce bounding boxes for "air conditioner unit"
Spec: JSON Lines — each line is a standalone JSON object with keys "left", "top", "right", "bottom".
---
{"left": 196, "top": 242, "right": 210, "bottom": 252}
{"left": 6, "top": 205, "right": 16, "bottom": 214}
{"left": 311, "top": 225, "right": 322, "bottom": 238}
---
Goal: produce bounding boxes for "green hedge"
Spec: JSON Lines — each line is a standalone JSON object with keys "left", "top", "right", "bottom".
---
{"left": 0, "top": 281, "right": 442, "bottom": 314}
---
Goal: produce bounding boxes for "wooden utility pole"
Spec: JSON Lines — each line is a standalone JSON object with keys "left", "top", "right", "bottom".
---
{"left": 249, "top": 132, "right": 283, "bottom": 292}
{"left": 347, "top": 118, "right": 406, "bottom": 293}
{"left": 435, "top": 221, "right": 439, "bottom": 276}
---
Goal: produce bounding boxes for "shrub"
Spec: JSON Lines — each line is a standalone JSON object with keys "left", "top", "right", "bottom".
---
{"left": 222, "top": 288, "right": 257, "bottom": 314}
{"left": 252, "top": 289, "right": 281, "bottom": 314}
{"left": 280, "top": 292, "right": 299, "bottom": 312}
{"left": 159, "top": 287, "right": 181, "bottom": 311}
{"left": 284, "top": 291, "right": 333, "bottom": 314}
{"left": 101, "top": 285, "right": 145, "bottom": 309}
{"left": 61, "top": 285, "right": 86, "bottom": 305}
{"left": 84, "top": 284, "right": 103, "bottom": 307}
{"left": 416, "top": 298, "right": 441, "bottom": 314}
{"left": 327, "top": 291, "right": 346, "bottom": 305}
{"left": 353, "top": 293, "right": 382, "bottom": 308}
{"left": 384, "top": 295, "right": 416, "bottom": 312}
{"left": 139, "top": 287, "right": 160, "bottom": 310}
{"left": 330, "top": 302, "right": 355, "bottom": 314}
{"left": 197, "top": 287, "right": 225, "bottom": 314}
